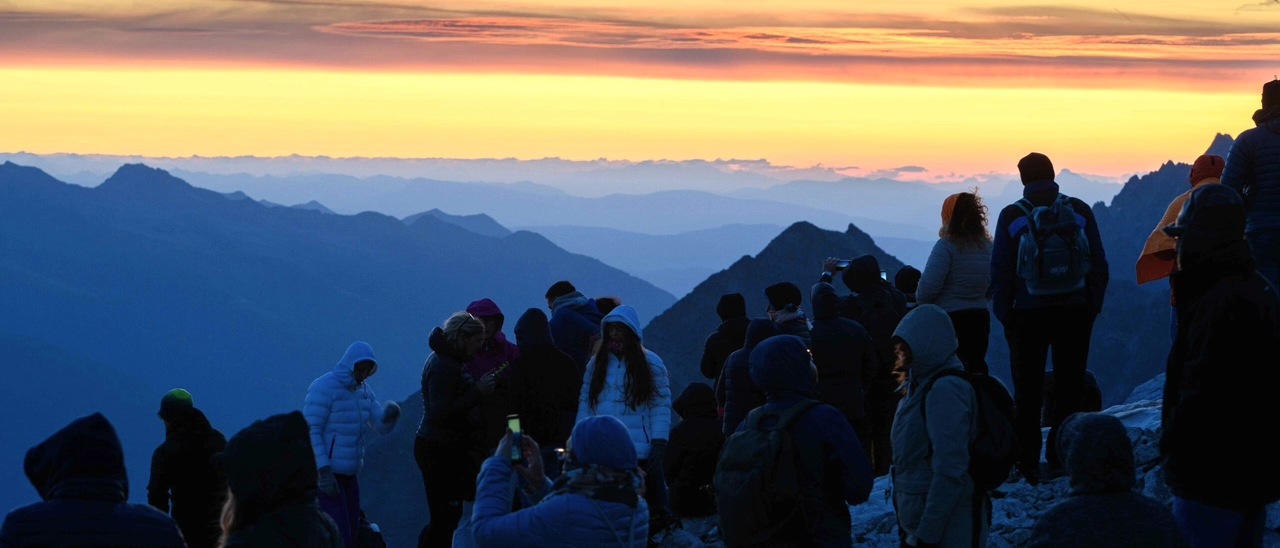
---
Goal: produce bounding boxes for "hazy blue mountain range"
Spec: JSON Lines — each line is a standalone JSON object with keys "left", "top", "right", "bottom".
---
{"left": 732, "top": 169, "right": 1124, "bottom": 234}
{"left": 404, "top": 209, "right": 512, "bottom": 239}
{"left": 642, "top": 221, "right": 908, "bottom": 395}
{"left": 0, "top": 153, "right": 855, "bottom": 197}
{"left": 521, "top": 224, "right": 786, "bottom": 296}
{"left": 0, "top": 161, "right": 674, "bottom": 513}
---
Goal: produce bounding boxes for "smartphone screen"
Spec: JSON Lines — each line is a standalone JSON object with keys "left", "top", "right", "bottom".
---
{"left": 835, "top": 259, "right": 851, "bottom": 270}
{"left": 506, "top": 414, "right": 522, "bottom": 461}
{"left": 880, "top": 270, "right": 888, "bottom": 281}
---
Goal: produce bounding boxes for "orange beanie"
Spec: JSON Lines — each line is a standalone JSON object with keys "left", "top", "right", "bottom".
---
{"left": 941, "top": 193, "right": 961, "bottom": 226}
{"left": 1190, "top": 154, "right": 1225, "bottom": 186}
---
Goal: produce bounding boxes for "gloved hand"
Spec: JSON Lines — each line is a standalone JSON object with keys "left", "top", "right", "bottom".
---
{"left": 647, "top": 439, "right": 667, "bottom": 477}
{"left": 381, "top": 401, "right": 401, "bottom": 425}
{"left": 317, "top": 466, "right": 339, "bottom": 497}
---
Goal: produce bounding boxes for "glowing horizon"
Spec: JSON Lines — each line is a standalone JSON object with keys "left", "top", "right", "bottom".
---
{"left": 2, "top": 0, "right": 1278, "bottom": 178}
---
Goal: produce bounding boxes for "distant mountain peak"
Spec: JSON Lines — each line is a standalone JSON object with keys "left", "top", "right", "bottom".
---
{"left": 99, "top": 163, "right": 193, "bottom": 193}
{"left": 1206, "top": 133, "right": 1235, "bottom": 157}
{"left": 291, "top": 200, "right": 336, "bottom": 215}
{"left": 403, "top": 208, "right": 512, "bottom": 238}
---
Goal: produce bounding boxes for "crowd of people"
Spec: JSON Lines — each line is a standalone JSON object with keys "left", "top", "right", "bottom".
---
{"left": 3, "top": 80, "right": 1280, "bottom": 548}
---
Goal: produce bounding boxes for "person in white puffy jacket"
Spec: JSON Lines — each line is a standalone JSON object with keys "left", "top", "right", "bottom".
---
{"left": 304, "top": 341, "right": 401, "bottom": 548}
{"left": 575, "top": 305, "right": 677, "bottom": 544}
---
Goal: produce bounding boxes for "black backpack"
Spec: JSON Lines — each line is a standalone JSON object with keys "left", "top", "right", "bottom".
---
{"left": 919, "top": 370, "right": 1016, "bottom": 492}
{"left": 714, "top": 400, "right": 821, "bottom": 547}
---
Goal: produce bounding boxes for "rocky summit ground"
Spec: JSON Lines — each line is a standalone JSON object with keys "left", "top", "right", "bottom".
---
{"left": 658, "top": 397, "right": 1280, "bottom": 548}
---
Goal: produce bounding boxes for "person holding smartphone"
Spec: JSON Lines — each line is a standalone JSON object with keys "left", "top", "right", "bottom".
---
{"left": 576, "top": 305, "right": 676, "bottom": 545}
{"left": 472, "top": 416, "right": 648, "bottom": 548}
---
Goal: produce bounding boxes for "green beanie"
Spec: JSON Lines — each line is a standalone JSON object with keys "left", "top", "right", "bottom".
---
{"left": 159, "top": 388, "right": 194, "bottom": 420}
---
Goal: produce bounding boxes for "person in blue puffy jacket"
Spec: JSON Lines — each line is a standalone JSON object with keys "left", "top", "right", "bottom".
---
{"left": 304, "top": 341, "right": 401, "bottom": 548}
{"left": 576, "top": 305, "right": 676, "bottom": 544}
{"left": 473, "top": 416, "right": 648, "bottom": 548}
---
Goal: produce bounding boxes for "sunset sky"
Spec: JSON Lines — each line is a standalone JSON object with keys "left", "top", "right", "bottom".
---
{"left": 3, "top": 0, "right": 1279, "bottom": 177}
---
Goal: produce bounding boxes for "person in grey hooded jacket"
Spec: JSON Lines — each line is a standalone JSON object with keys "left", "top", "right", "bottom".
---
{"left": 1027, "top": 412, "right": 1187, "bottom": 548}
{"left": 890, "top": 304, "right": 986, "bottom": 548}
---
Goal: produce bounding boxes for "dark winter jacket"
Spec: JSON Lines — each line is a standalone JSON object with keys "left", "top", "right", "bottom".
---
{"left": 700, "top": 294, "right": 750, "bottom": 380}
{"left": 721, "top": 319, "right": 780, "bottom": 436}
{"left": 829, "top": 256, "right": 906, "bottom": 394}
{"left": 1222, "top": 107, "right": 1280, "bottom": 234}
{"left": 510, "top": 308, "right": 582, "bottom": 448}
{"left": 221, "top": 411, "right": 342, "bottom": 548}
{"left": 1028, "top": 413, "right": 1187, "bottom": 548}
{"left": 810, "top": 282, "right": 876, "bottom": 424}
{"left": 418, "top": 327, "right": 485, "bottom": 447}
{"left": 775, "top": 316, "right": 812, "bottom": 349}
{"left": 1162, "top": 240, "right": 1280, "bottom": 509}
{"left": 743, "top": 335, "right": 874, "bottom": 547}
{"left": 989, "top": 179, "right": 1109, "bottom": 323}
{"left": 664, "top": 383, "right": 725, "bottom": 518}
{"left": 148, "top": 407, "right": 228, "bottom": 548}
{"left": 549, "top": 291, "right": 605, "bottom": 373}
{"left": 0, "top": 413, "right": 187, "bottom": 548}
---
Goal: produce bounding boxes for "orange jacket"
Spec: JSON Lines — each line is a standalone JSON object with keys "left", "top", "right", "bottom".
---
{"left": 1136, "top": 178, "right": 1220, "bottom": 285}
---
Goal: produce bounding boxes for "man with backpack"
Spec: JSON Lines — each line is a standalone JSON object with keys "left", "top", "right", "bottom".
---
{"left": 714, "top": 334, "right": 874, "bottom": 548}
{"left": 822, "top": 254, "right": 907, "bottom": 476}
{"left": 1161, "top": 184, "right": 1280, "bottom": 548}
{"left": 989, "top": 152, "right": 1109, "bottom": 484}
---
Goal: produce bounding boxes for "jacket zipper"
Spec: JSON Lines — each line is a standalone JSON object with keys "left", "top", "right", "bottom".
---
{"left": 642, "top": 421, "right": 649, "bottom": 443}
{"left": 328, "top": 436, "right": 336, "bottom": 460}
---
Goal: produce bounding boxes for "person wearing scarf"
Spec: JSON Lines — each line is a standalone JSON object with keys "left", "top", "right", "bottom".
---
{"left": 472, "top": 416, "right": 648, "bottom": 548}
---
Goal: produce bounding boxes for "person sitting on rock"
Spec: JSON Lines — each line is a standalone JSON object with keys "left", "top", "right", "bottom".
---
{"left": 1027, "top": 412, "right": 1187, "bottom": 548}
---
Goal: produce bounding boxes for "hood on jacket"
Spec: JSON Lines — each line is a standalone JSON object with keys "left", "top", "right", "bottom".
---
{"left": 892, "top": 304, "right": 959, "bottom": 376}
{"left": 466, "top": 298, "right": 506, "bottom": 334}
{"left": 601, "top": 305, "right": 643, "bottom": 343}
{"left": 749, "top": 335, "right": 816, "bottom": 399}
{"left": 716, "top": 293, "right": 747, "bottom": 322}
{"left": 334, "top": 341, "right": 377, "bottom": 385}
{"left": 843, "top": 255, "right": 884, "bottom": 294}
{"left": 570, "top": 415, "right": 637, "bottom": 470}
{"left": 513, "top": 307, "right": 554, "bottom": 349}
{"left": 222, "top": 411, "right": 318, "bottom": 519}
{"left": 743, "top": 318, "right": 782, "bottom": 352}
{"left": 811, "top": 282, "right": 840, "bottom": 320}
{"left": 551, "top": 291, "right": 591, "bottom": 312}
{"left": 1056, "top": 412, "right": 1135, "bottom": 495}
{"left": 166, "top": 405, "right": 215, "bottom": 442}
{"left": 25, "top": 413, "right": 128, "bottom": 502}
{"left": 673, "top": 382, "right": 718, "bottom": 420}
{"left": 428, "top": 327, "right": 470, "bottom": 362}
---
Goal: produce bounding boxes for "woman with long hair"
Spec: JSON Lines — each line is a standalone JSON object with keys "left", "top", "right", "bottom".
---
{"left": 575, "top": 305, "right": 675, "bottom": 545}
{"left": 916, "top": 191, "right": 994, "bottom": 374}
{"left": 417, "top": 312, "right": 494, "bottom": 547}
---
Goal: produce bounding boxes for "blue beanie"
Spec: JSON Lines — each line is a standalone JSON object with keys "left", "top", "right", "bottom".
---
{"left": 571, "top": 416, "right": 637, "bottom": 470}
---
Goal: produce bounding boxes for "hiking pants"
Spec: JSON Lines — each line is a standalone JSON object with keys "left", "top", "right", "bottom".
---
{"left": 416, "top": 437, "right": 478, "bottom": 548}
{"left": 1173, "top": 497, "right": 1266, "bottom": 548}
{"left": 1005, "top": 305, "right": 1095, "bottom": 473}
{"left": 948, "top": 308, "right": 991, "bottom": 375}
{"left": 1247, "top": 229, "right": 1280, "bottom": 290}
{"left": 318, "top": 473, "right": 360, "bottom": 548}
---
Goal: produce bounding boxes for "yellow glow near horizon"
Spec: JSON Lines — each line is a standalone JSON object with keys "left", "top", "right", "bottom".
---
{"left": 0, "top": 68, "right": 1257, "bottom": 176}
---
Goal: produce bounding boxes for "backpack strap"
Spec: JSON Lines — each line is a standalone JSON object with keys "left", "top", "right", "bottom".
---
{"left": 1013, "top": 198, "right": 1034, "bottom": 217}
{"left": 919, "top": 369, "right": 966, "bottom": 461}
{"left": 776, "top": 399, "right": 822, "bottom": 430}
